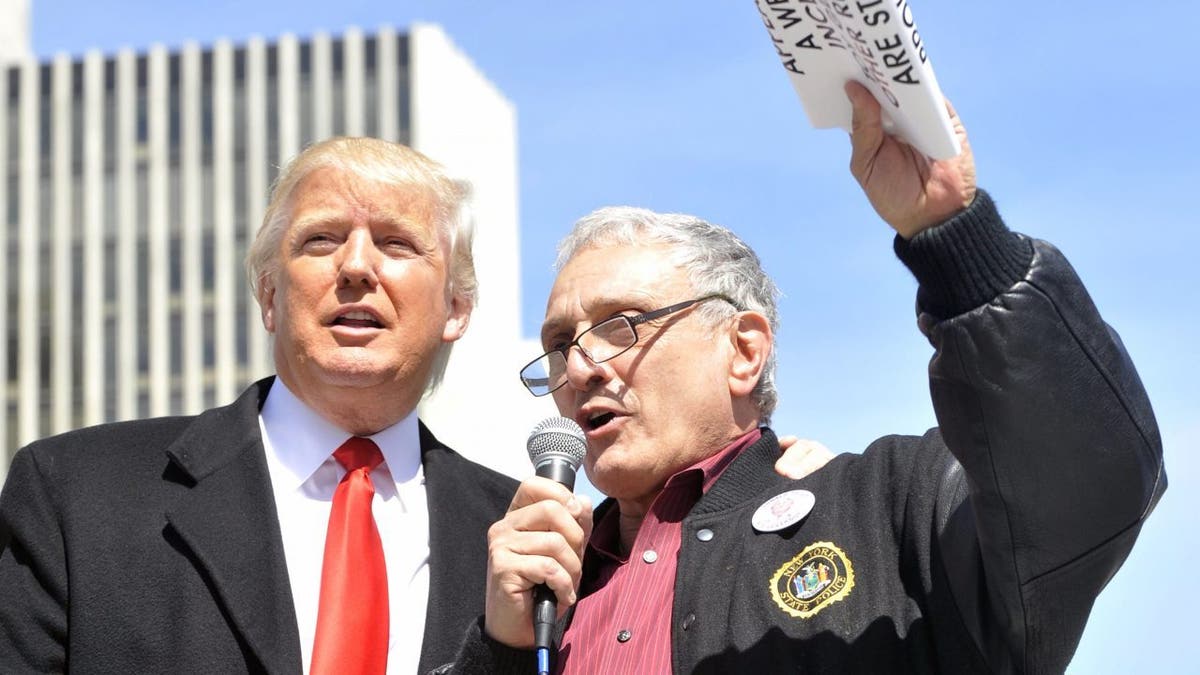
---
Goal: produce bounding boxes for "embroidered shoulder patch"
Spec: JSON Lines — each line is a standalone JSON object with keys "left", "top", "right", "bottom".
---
{"left": 769, "top": 541, "right": 855, "bottom": 618}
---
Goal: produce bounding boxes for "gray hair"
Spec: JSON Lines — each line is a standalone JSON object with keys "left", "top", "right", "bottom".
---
{"left": 245, "top": 137, "right": 476, "bottom": 394}
{"left": 556, "top": 206, "right": 780, "bottom": 422}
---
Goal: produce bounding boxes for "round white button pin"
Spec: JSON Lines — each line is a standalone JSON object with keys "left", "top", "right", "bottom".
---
{"left": 751, "top": 489, "right": 815, "bottom": 532}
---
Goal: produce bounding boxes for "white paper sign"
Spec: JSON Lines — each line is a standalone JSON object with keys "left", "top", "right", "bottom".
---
{"left": 755, "top": 0, "right": 961, "bottom": 159}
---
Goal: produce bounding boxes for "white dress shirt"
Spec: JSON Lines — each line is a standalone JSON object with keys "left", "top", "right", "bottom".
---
{"left": 259, "top": 378, "right": 429, "bottom": 675}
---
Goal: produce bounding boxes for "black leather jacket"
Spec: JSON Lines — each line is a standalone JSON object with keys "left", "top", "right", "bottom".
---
{"left": 446, "top": 192, "right": 1166, "bottom": 674}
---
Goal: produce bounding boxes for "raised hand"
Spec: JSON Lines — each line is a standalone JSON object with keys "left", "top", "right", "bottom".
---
{"left": 846, "top": 80, "right": 976, "bottom": 238}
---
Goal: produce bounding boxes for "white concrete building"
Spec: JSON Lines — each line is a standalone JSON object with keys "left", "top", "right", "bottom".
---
{"left": 0, "top": 16, "right": 552, "bottom": 484}
{"left": 0, "top": 0, "right": 31, "bottom": 65}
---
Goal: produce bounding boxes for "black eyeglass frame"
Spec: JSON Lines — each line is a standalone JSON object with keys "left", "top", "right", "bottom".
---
{"left": 518, "top": 294, "right": 738, "bottom": 397}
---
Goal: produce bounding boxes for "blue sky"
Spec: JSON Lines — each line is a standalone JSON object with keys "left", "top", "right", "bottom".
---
{"left": 31, "top": 1, "right": 1198, "bottom": 671}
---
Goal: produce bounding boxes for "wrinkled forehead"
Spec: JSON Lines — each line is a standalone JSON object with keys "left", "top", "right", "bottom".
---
{"left": 542, "top": 243, "right": 693, "bottom": 334}
{"left": 286, "top": 166, "right": 447, "bottom": 238}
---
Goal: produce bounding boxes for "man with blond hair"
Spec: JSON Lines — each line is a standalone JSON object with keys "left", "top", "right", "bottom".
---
{"left": 0, "top": 135, "right": 829, "bottom": 675}
{"left": 0, "top": 138, "right": 518, "bottom": 674}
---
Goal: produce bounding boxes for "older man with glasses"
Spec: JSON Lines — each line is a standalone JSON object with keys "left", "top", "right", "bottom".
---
{"left": 443, "top": 83, "right": 1166, "bottom": 674}
{"left": 519, "top": 294, "right": 737, "bottom": 397}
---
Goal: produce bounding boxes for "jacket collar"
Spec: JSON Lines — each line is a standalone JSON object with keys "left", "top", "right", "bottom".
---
{"left": 689, "top": 427, "right": 787, "bottom": 516}
{"left": 163, "top": 377, "right": 304, "bottom": 675}
{"left": 589, "top": 427, "right": 785, "bottom": 524}
{"left": 164, "top": 378, "right": 272, "bottom": 483}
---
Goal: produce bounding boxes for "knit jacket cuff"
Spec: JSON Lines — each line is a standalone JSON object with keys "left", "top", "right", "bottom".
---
{"left": 440, "top": 616, "right": 536, "bottom": 675}
{"left": 892, "top": 189, "right": 1034, "bottom": 320}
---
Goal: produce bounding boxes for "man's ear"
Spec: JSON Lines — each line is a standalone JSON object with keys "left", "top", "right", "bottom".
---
{"left": 258, "top": 279, "right": 277, "bottom": 334}
{"left": 442, "top": 291, "right": 473, "bottom": 343}
{"left": 728, "top": 311, "right": 772, "bottom": 398}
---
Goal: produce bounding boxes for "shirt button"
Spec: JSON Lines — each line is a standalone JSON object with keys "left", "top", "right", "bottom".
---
{"left": 617, "top": 629, "right": 632, "bottom": 643}
{"left": 696, "top": 528, "right": 714, "bottom": 542}
{"left": 642, "top": 549, "right": 658, "bottom": 564}
{"left": 682, "top": 613, "right": 696, "bottom": 631}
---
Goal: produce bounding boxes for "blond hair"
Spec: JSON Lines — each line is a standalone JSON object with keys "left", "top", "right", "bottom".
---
{"left": 246, "top": 137, "right": 476, "bottom": 393}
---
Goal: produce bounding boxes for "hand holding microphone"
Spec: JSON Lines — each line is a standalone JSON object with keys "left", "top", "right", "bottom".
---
{"left": 526, "top": 417, "right": 588, "bottom": 670}
{"left": 483, "top": 418, "right": 592, "bottom": 667}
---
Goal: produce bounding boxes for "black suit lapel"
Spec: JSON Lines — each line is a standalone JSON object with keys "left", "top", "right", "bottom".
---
{"left": 163, "top": 378, "right": 304, "bottom": 675}
{"left": 417, "top": 423, "right": 518, "bottom": 674}
{"left": 420, "top": 424, "right": 476, "bottom": 672}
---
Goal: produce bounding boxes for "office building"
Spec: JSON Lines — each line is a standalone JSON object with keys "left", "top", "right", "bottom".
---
{"left": 1, "top": 11, "right": 551, "bottom": 483}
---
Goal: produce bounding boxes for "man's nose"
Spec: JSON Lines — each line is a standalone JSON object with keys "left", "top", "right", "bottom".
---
{"left": 337, "top": 230, "right": 379, "bottom": 288}
{"left": 562, "top": 343, "right": 609, "bottom": 391}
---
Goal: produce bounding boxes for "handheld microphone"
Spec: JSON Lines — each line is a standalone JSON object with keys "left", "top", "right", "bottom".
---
{"left": 526, "top": 417, "right": 587, "bottom": 675}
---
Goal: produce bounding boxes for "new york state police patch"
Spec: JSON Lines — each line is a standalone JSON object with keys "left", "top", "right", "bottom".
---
{"left": 769, "top": 541, "right": 855, "bottom": 618}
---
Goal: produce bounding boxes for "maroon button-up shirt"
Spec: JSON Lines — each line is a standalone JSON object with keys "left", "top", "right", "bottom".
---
{"left": 557, "top": 428, "right": 762, "bottom": 674}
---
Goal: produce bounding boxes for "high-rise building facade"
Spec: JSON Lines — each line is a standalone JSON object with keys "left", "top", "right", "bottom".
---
{"left": 1, "top": 19, "right": 552, "bottom": 483}
{"left": 0, "top": 0, "right": 30, "bottom": 65}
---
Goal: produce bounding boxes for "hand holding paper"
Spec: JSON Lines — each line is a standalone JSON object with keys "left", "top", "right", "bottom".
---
{"left": 756, "top": 0, "right": 961, "bottom": 160}
{"left": 846, "top": 81, "right": 975, "bottom": 238}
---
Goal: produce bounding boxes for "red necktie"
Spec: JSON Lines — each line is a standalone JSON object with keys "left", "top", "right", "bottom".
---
{"left": 311, "top": 437, "right": 389, "bottom": 675}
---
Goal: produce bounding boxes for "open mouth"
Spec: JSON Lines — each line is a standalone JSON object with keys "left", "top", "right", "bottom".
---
{"left": 333, "top": 310, "right": 382, "bottom": 329}
{"left": 585, "top": 411, "right": 617, "bottom": 431}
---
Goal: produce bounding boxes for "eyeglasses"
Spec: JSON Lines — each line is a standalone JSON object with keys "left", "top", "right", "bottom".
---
{"left": 519, "top": 294, "right": 737, "bottom": 397}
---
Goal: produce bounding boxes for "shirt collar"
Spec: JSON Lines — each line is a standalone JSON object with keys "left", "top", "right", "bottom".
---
{"left": 259, "top": 378, "right": 423, "bottom": 493}
{"left": 654, "top": 427, "right": 763, "bottom": 498}
{"left": 588, "top": 427, "right": 763, "bottom": 562}
{"left": 691, "top": 427, "right": 762, "bottom": 494}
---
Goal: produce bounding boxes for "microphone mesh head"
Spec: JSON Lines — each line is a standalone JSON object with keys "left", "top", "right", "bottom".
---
{"left": 527, "top": 416, "right": 587, "bottom": 469}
